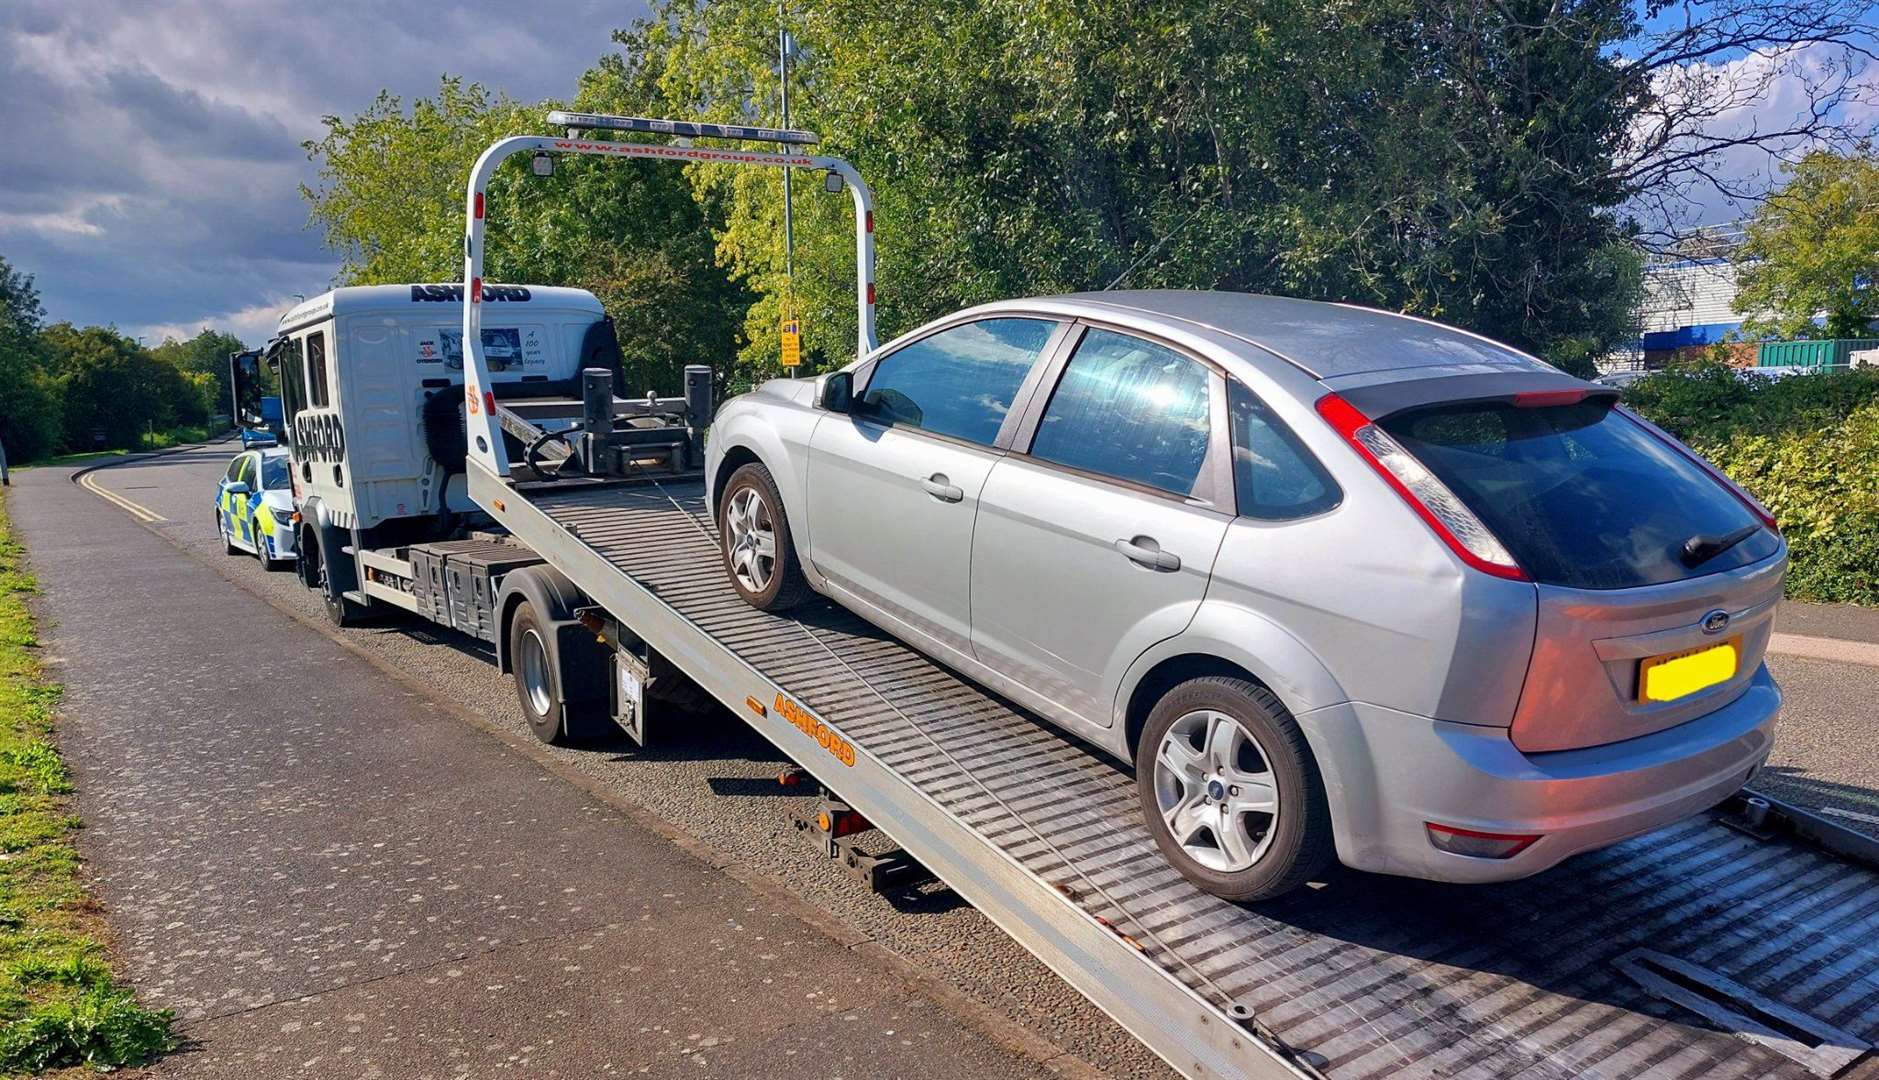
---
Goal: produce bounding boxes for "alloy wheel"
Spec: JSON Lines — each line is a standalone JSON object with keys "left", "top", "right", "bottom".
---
{"left": 725, "top": 486, "right": 778, "bottom": 594}
{"left": 1151, "top": 709, "right": 1281, "bottom": 873}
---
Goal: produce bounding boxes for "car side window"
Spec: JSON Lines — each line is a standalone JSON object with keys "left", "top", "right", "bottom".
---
{"left": 1028, "top": 329, "right": 1213, "bottom": 498}
{"left": 237, "top": 456, "right": 257, "bottom": 487}
{"left": 857, "top": 317, "right": 1057, "bottom": 447}
{"left": 1227, "top": 379, "right": 1340, "bottom": 520}
{"left": 224, "top": 458, "right": 244, "bottom": 482}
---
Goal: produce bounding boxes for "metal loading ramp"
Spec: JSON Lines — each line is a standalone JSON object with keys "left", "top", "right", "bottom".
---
{"left": 489, "top": 473, "right": 1879, "bottom": 1080}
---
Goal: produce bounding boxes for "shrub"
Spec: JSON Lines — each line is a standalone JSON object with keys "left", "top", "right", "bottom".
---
{"left": 1622, "top": 362, "right": 1879, "bottom": 444}
{"left": 1695, "top": 404, "right": 1879, "bottom": 604}
{"left": 1624, "top": 366, "right": 1879, "bottom": 605}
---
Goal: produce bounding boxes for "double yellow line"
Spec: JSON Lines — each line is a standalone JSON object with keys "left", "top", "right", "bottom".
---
{"left": 78, "top": 469, "right": 165, "bottom": 523}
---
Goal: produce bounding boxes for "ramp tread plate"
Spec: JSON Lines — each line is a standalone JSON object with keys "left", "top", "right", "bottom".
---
{"left": 527, "top": 479, "right": 1879, "bottom": 1080}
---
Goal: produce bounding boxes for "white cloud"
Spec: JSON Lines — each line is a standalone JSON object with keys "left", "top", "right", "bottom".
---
{"left": 132, "top": 295, "right": 299, "bottom": 349}
{"left": 0, "top": 0, "right": 643, "bottom": 335}
{"left": 1636, "top": 40, "right": 1879, "bottom": 226}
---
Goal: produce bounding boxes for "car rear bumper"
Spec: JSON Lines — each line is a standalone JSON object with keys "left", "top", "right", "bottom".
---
{"left": 1299, "top": 664, "right": 1780, "bottom": 883}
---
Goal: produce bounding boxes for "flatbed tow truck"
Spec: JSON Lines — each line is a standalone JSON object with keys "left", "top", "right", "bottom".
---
{"left": 258, "top": 112, "right": 1879, "bottom": 1080}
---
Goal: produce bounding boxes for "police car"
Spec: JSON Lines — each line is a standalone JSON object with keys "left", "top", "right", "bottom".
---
{"left": 214, "top": 447, "right": 297, "bottom": 569}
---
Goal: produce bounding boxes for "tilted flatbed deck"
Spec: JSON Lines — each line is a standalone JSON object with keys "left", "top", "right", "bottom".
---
{"left": 472, "top": 468, "right": 1879, "bottom": 1080}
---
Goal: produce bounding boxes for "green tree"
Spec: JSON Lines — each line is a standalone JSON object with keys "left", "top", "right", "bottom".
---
{"left": 302, "top": 77, "right": 750, "bottom": 394}
{"left": 1733, "top": 149, "right": 1879, "bottom": 341}
{"left": 613, "top": 0, "right": 1647, "bottom": 379}
{"left": 41, "top": 325, "right": 199, "bottom": 451}
{"left": 150, "top": 329, "right": 247, "bottom": 423}
{"left": 0, "top": 255, "right": 61, "bottom": 463}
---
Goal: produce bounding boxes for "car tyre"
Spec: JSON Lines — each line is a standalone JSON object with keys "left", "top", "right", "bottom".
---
{"left": 1135, "top": 676, "right": 1334, "bottom": 903}
{"left": 719, "top": 462, "right": 810, "bottom": 612}
{"left": 220, "top": 513, "right": 240, "bottom": 556}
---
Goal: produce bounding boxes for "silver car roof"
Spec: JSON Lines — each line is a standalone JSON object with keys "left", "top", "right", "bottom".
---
{"left": 1031, "top": 290, "right": 1555, "bottom": 381}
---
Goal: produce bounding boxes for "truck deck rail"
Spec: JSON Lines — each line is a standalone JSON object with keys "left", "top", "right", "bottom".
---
{"left": 473, "top": 467, "right": 1879, "bottom": 1080}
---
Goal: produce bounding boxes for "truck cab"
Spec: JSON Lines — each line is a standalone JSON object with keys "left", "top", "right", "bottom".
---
{"left": 264, "top": 284, "right": 621, "bottom": 534}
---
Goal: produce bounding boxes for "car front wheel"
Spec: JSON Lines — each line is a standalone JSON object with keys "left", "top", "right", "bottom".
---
{"left": 1135, "top": 676, "right": 1334, "bottom": 902}
{"left": 719, "top": 462, "right": 810, "bottom": 612}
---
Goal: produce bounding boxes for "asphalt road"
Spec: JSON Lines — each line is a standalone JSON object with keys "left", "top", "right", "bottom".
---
{"left": 21, "top": 439, "right": 1879, "bottom": 1077}
{"left": 10, "top": 445, "right": 1136, "bottom": 1079}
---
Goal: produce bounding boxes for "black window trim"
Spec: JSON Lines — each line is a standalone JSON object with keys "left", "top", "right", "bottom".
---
{"left": 304, "top": 329, "right": 330, "bottom": 409}
{"left": 1004, "top": 320, "right": 1235, "bottom": 511}
{"left": 848, "top": 313, "right": 1074, "bottom": 452}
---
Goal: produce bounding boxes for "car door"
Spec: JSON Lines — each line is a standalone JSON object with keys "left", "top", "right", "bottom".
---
{"left": 805, "top": 316, "right": 1062, "bottom": 660}
{"left": 217, "top": 455, "right": 246, "bottom": 538}
{"left": 971, "top": 325, "right": 1235, "bottom": 728}
{"left": 234, "top": 455, "right": 259, "bottom": 545}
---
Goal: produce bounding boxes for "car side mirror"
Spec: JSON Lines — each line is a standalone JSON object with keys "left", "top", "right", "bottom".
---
{"left": 823, "top": 371, "right": 854, "bottom": 414}
{"left": 226, "top": 481, "right": 250, "bottom": 496}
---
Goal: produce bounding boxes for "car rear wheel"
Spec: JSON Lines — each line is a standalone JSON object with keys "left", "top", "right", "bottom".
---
{"left": 720, "top": 462, "right": 810, "bottom": 612}
{"left": 219, "top": 512, "right": 240, "bottom": 556}
{"left": 1135, "top": 676, "right": 1334, "bottom": 902}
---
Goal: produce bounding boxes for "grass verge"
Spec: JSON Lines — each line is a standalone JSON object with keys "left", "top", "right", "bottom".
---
{"left": 0, "top": 492, "right": 173, "bottom": 1072}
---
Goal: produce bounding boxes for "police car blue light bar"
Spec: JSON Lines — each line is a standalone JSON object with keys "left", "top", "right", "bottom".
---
{"left": 545, "top": 111, "right": 820, "bottom": 146}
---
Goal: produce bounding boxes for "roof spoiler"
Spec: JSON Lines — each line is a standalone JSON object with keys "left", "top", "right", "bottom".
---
{"left": 1337, "top": 371, "right": 1617, "bottom": 420}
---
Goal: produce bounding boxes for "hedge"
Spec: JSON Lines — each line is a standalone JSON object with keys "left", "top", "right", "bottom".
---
{"left": 1623, "top": 364, "right": 1879, "bottom": 605}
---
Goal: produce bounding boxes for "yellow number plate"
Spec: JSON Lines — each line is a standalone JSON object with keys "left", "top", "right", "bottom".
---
{"left": 1638, "top": 637, "right": 1740, "bottom": 703}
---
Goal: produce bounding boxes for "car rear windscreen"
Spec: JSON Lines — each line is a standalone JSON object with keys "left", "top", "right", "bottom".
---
{"left": 1378, "top": 399, "right": 1780, "bottom": 589}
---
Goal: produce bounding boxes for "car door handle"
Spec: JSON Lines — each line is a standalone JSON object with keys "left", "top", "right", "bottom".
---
{"left": 1116, "top": 536, "right": 1181, "bottom": 572}
{"left": 921, "top": 473, "right": 964, "bottom": 503}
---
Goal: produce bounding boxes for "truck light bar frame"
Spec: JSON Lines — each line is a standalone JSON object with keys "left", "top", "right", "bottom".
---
{"left": 459, "top": 118, "right": 877, "bottom": 480}
{"left": 547, "top": 110, "right": 820, "bottom": 146}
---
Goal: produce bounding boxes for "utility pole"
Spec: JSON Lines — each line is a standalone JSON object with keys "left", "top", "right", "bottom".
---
{"left": 779, "top": 3, "right": 794, "bottom": 282}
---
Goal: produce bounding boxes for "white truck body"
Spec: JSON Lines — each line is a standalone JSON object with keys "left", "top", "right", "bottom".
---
{"left": 274, "top": 284, "right": 607, "bottom": 530}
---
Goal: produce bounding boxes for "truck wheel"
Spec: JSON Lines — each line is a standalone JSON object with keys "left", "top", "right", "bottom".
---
{"left": 1135, "top": 677, "right": 1334, "bottom": 903}
{"left": 508, "top": 600, "right": 607, "bottom": 745}
{"left": 719, "top": 462, "right": 810, "bottom": 612}
{"left": 307, "top": 533, "right": 368, "bottom": 627}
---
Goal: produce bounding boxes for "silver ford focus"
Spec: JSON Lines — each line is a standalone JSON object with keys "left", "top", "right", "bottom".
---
{"left": 705, "top": 291, "right": 1785, "bottom": 901}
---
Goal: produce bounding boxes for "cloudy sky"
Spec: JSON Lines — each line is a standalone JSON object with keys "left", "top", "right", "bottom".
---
{"left": 1, "top": 0, "right": 646, "bottom": 345}
{"left": 1, "top": 2, "right": 1870, "bottom": 348}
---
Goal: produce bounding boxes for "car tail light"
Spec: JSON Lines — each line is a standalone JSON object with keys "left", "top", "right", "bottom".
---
{"left": 1511, "top": 388, "right": 1591, "bottom": 408}
{"left": 1315, "top": 394, "right": 1528, "bottom": 581}
{"left": 1425, "top": 822, "right": 1541, "bottom": 859}
{"left": 1618, "top": 406, "right": 1778, "bottom": 532}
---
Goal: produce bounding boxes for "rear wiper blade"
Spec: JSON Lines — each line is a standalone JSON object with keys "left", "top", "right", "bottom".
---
{"left": 1680, "top": 523, "right": 1761, "bottom": 568}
